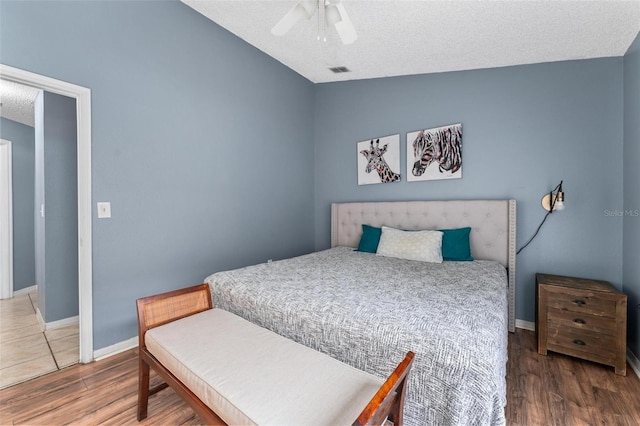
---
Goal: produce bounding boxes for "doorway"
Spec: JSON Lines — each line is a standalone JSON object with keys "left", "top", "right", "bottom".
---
{"left": 0, "top": 140, "right": 13, "bottom": 300}
{"left": 0, "top": 64, "right": 93, "bottom": 364}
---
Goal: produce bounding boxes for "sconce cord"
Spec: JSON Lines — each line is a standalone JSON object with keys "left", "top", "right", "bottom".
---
{"left": 517, "top": 210, "right": 552, "bottom": 254}
{"left": 516, "top": 181, "right": 563, "bottom": 255}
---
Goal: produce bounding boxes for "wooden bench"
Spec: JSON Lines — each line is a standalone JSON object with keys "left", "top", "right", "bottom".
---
{"left": 137, "top": 283, "right": 415, "bottom": 425}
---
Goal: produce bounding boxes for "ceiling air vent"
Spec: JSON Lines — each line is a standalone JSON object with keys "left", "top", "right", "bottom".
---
{"left": 329, "top": 66, "right": 351, "bottom": 74}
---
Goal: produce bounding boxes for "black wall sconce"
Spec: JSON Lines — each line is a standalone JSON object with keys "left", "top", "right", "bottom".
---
{"left": 541, "top": 181, "right": 565, "bottom": 212}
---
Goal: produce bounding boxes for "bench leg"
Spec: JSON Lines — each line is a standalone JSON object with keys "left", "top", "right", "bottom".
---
{"left": 137, "top": 358, "right": 150, "bottom": 421}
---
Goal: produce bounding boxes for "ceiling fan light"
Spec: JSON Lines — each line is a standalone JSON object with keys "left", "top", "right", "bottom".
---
{"left": 325, "top": 5, "right": 342, "bottom": 26}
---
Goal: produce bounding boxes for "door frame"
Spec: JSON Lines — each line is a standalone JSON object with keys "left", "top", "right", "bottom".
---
{"left": 0, "top": 64, "right": 93, "bottom": 363}
{"left": 0, "top": 140, "right": 13, "bottom": 300}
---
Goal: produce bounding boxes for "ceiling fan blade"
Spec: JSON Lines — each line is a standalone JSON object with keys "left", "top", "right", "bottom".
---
{"left": 325, "top": 4, "right": 341, "bottom": 26}
{"left": 333, "top": 3, "right": 357, "bottom": 44}
{"left": 271, "top": 1, "right": 317, "bottom": 36}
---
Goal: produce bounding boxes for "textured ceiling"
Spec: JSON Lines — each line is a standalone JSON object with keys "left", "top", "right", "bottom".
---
{"left": 2, "top": 2, "right": 638, "bottom": 124}
{"left": 0, "top": 79, "right": 39, "bottom": 127}
{"left": 183, "top": 0, "right": 640, "bottom": 83}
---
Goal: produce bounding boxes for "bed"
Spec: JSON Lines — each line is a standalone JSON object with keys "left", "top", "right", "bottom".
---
{"left": 205, "top": 200, "right": 517, "bottom": 425}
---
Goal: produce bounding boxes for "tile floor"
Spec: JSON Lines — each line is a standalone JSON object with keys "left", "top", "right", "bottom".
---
{"left": 0, "top": 290, "right": 79, "bottom": 389}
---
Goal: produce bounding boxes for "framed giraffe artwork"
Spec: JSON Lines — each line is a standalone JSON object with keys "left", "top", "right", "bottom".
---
{"left": 406, "top": 123, "right": 462, "bottom": 182}
{"left": 357, "top": 134, "right": 401, "bottom": 185}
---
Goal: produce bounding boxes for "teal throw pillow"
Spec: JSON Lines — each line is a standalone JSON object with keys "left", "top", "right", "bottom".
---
{"left": 356, "top": 224, "right": 382, "bottom": 253}
{"left": 439, "top": 227, "right": 474, "bottom": 261}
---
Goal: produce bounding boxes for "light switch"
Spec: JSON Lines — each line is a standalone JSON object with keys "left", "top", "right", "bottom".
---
{"left": 97, "top": 202, "right": 111, "bottom": 218}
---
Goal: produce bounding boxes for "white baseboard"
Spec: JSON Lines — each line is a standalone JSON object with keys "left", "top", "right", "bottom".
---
{"left": 89, "top": 320, "right": 536, "bottom": 363}
{"left": 14, "top": 284, "right": 36, "bottom": 296}
{"left": 35, "top": 307, "right": 45, "bottom": 332}
{"left": 86, "top": 323, "right": 640, "bottom": 381}
{"left": 515, "top": 319, "right": 535, "bottom": 331}
{"left": 93, "top": 336, "right": 138, "bottom": 361}
{"left": 35, "top": 311, "right": 78, "bottom": 332}
{"left": 45, "top": 316, "right": 78, "bottom": 331}
{"left": 627, "top": 347, "right": 640, "bottom": 379}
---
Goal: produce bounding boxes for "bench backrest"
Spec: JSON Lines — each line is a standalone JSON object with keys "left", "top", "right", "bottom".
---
{"left": 137, "top": 283, "right": 212, "bottom": 349}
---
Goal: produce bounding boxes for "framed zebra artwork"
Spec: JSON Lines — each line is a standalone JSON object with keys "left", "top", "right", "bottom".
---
{"left": 357, "top": 134, "right": 401, "bottom": 185}
{"left": 407, "top": 123, "right": 462, "bottom": 182}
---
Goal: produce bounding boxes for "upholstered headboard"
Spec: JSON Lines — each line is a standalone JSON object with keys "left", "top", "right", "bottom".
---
{"left": 331, "top": 200, "right": 517, "bottom": 332}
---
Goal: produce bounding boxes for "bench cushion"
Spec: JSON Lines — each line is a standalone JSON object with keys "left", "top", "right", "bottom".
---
{"left": 145, "top": 308, "right": 384, "bottom": 425}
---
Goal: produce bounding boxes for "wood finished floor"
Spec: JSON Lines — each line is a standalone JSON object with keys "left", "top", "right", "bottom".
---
{"left": 0, "top": 329, "right": 638, "bottom": 425}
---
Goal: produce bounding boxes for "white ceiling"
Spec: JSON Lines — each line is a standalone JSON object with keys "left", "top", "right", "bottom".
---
{"left": 0, "top": 79, "right": 39, "bottom": 127}
{"left": 1, "top": 1, "right": 638, "bottom": 126}
{"left": 183, "top": 0, "right": 640, "bottom": 83}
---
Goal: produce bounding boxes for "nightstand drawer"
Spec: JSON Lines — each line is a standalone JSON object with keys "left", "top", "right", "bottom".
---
{"left": 546, "top": 307, "right": 617, "bottom": 334}
{"left": 545, "top": 289, "right": 616, "bottom": 318}
{"left": 546, "top": 323, "right": 617, "bottom": 364}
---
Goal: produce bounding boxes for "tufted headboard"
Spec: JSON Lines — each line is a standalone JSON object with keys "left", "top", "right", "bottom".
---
{"left": 331, "top": 200, "right": 517, "bottom": 332}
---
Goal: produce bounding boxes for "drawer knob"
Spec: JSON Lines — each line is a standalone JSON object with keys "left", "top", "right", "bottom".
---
{"left": 573, "top": 339, "right": 586, "bottom": 346}
{"left": 573, "top": 299, "right": 586, "bottom": 306}
{"left": 573, "top": 318, "right": 586, "bottom": 324}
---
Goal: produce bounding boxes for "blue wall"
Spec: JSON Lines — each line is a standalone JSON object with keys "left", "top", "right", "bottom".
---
{"left": 42, "top": 92, "right": 79, "bottom": 323}
{"left": 1, "top": 0, "right": 316, "bottom": 348}
{"left": 314, "top": 59, "right": 624, "bottom": 324}
{"left": 1, "top": 0, "right": 634, "bottom": 354}
{"left": 0, "top": 118, "right": 35, "bottom": 292}
{"left": 624, "top": 32, "right": 640, "bottom": 358}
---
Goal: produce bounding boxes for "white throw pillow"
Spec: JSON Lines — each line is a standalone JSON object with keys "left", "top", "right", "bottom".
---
{"left": 376, "top": 226, "right": 443, "bottom": 263}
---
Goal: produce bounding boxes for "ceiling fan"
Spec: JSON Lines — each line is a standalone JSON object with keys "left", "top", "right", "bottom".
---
{"left": 271, "top": 0, "right": 357, "bottom": 45}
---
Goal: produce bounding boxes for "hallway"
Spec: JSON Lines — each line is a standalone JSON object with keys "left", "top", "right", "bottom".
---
{"left": 0, "top": 289, "right": 78, "bottom": 389}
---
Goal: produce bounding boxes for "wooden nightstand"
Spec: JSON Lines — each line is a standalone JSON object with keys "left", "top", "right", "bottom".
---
{"left": 536, "top": 273, "right": 627, "bottom": 376}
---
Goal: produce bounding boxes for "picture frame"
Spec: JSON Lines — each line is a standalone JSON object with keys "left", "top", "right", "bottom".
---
{"left": 357, "top": 134, "right": 401, "bottom": 185}
{"left": 406, "top": 123, "right": 462, "bottom": 182}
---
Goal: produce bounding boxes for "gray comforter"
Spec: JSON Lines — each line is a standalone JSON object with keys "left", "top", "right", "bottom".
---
{"left": 205, "top": 247, "right": 508, "bottom": 425}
